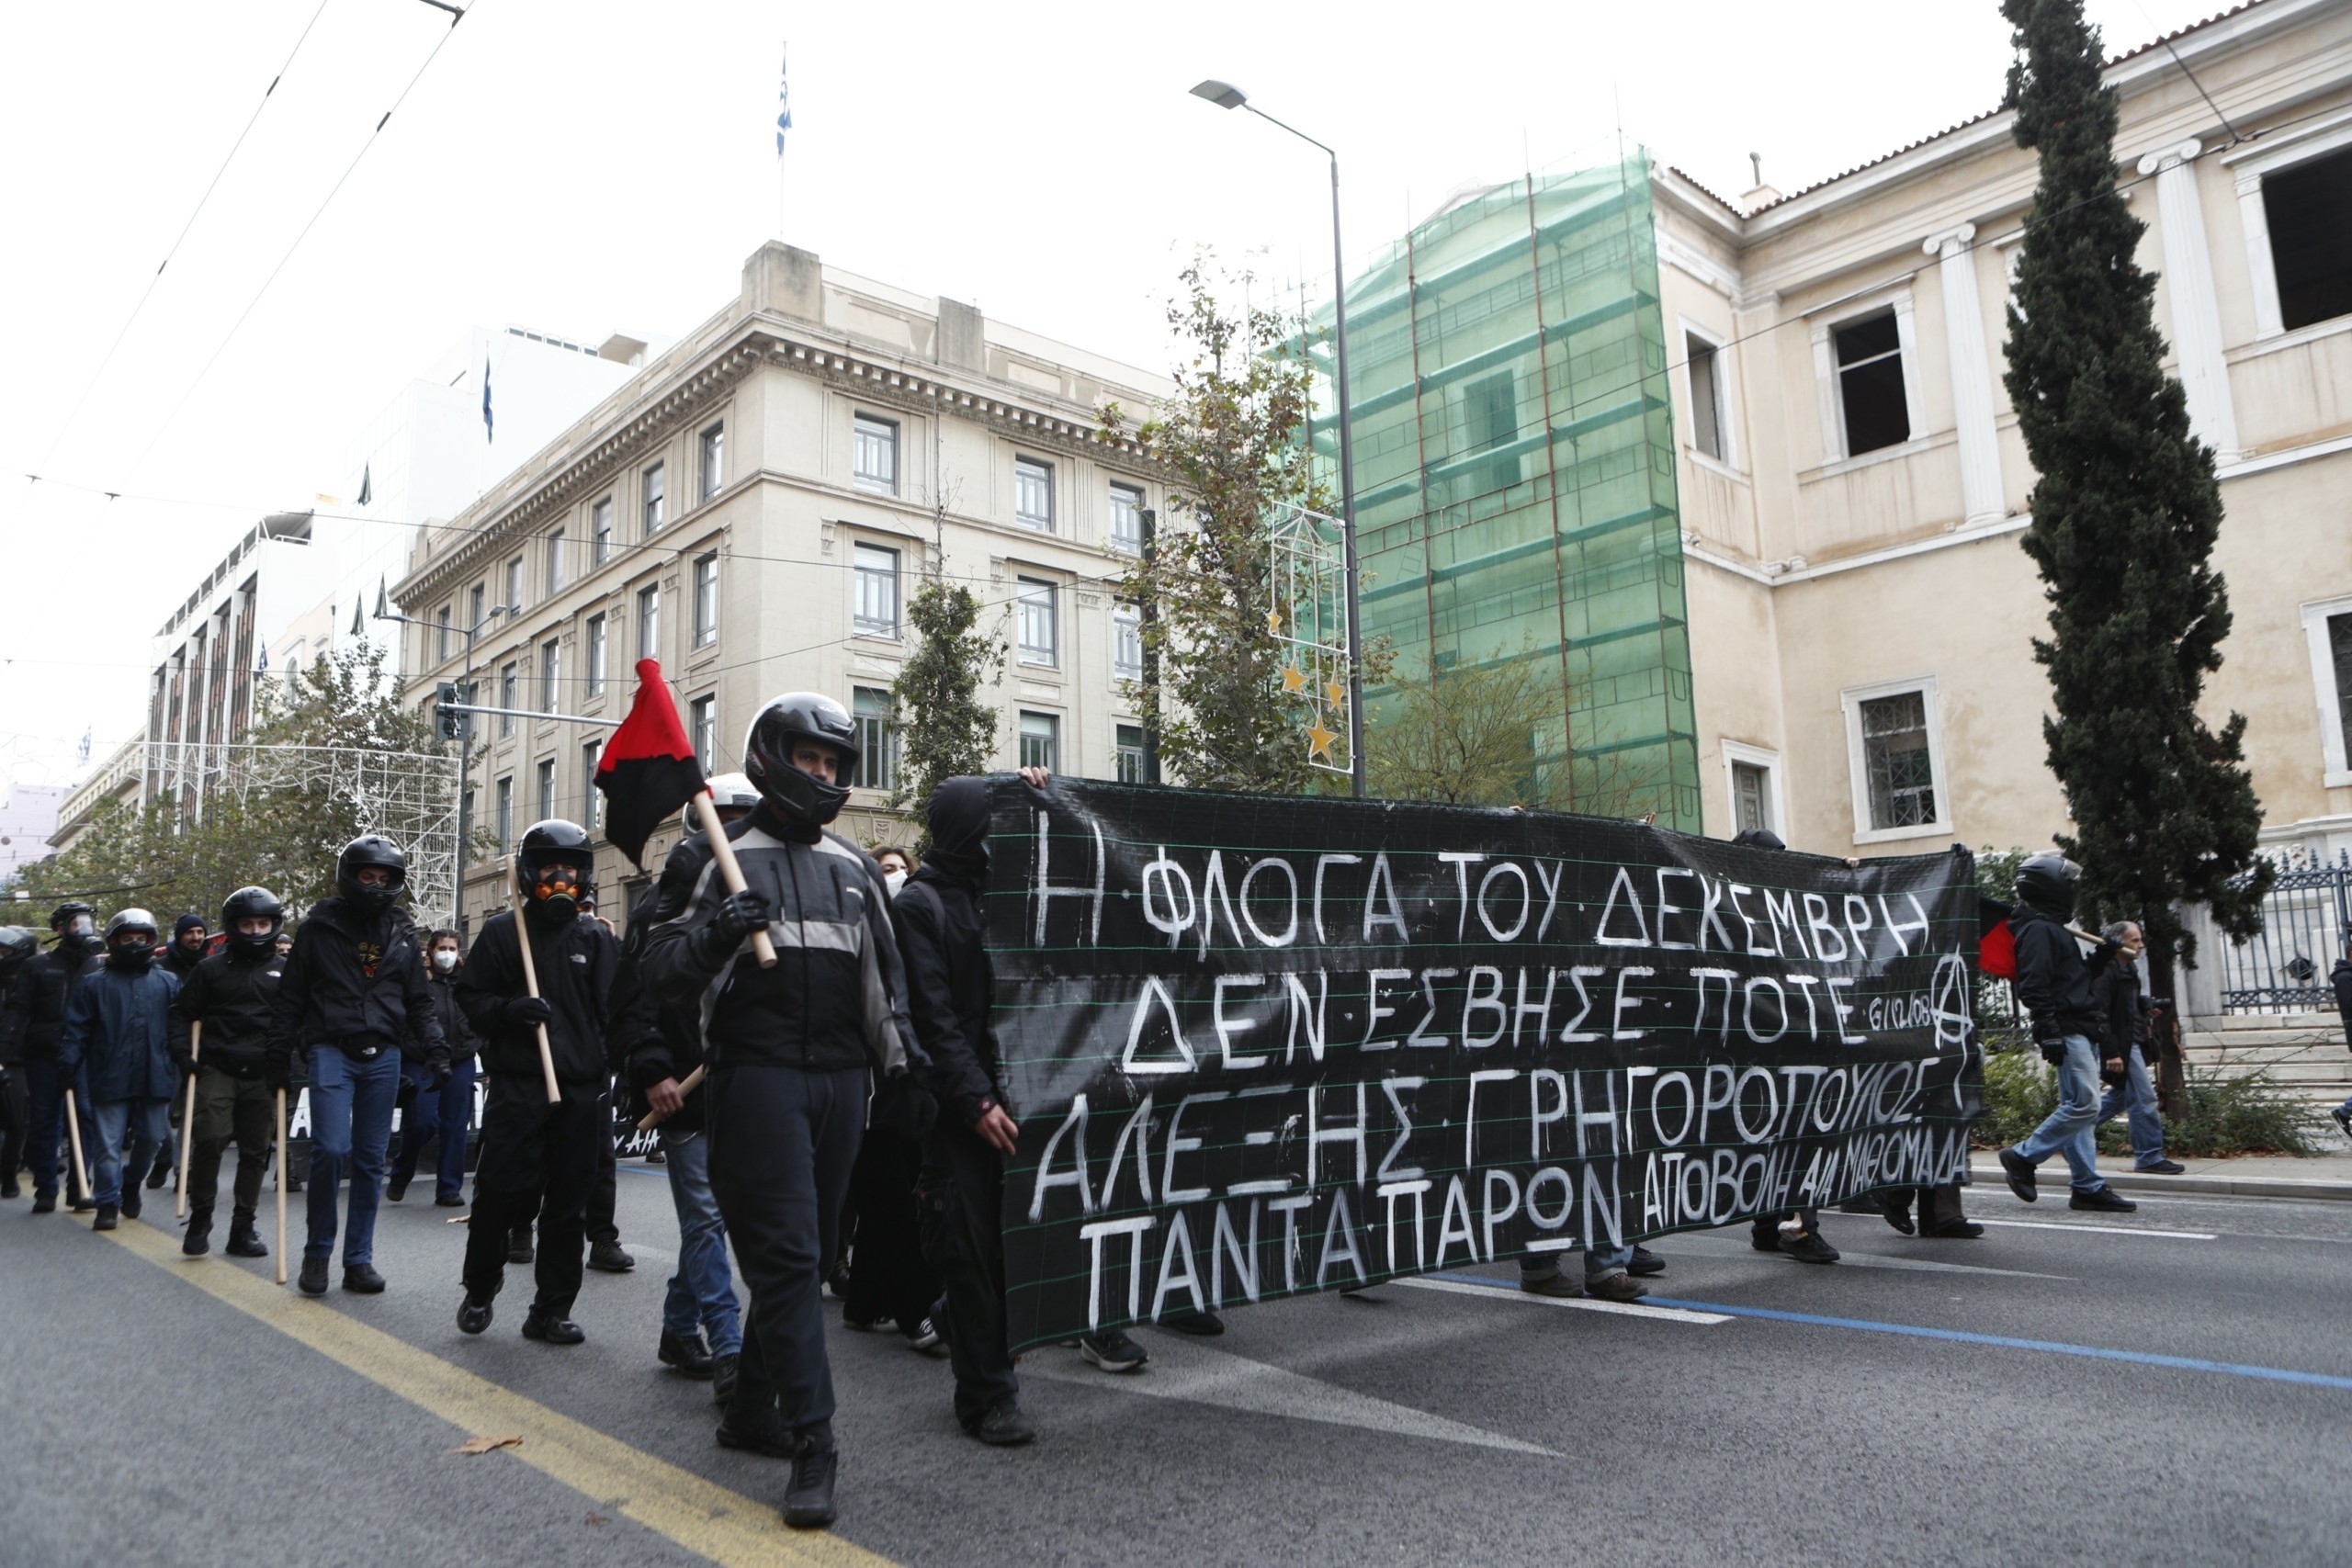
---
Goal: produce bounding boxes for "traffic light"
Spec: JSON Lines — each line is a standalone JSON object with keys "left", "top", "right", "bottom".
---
{"left": 435, "top": 682, "right": 465, "bottom": 742}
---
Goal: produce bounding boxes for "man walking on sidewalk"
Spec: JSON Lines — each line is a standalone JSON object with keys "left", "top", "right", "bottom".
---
{"left": 169, "top": 888, "right": 287, "bottom": 1257}
{"left": 2092, "top": 920, "right": 2183, "bottom": 1176}
{"left": 1997, "top": 853, "right": 2137, "bottom": 1213}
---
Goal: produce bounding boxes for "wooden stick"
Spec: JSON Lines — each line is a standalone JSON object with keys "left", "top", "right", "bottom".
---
{"left": 636, "top": 1064, "right": 704, "bottom": 1131}
{"left": 273, "top": 1087, "right": 288, "bottom": 1285}
{"left": 62, "top": 1081, "right": 90, "bottom": 1206}
{"left": 506, "top": 854, "right": 562, "bottom": 1104}
{"left": 692, "top": 791, "right": 776, "bottom": 969}
{"left": 176, "top": 1020, "right": 201, "bottom": 1221}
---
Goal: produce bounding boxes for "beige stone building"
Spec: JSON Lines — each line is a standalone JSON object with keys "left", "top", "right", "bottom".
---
{"left": 1649, "top": 0, "right": 2352, "bottom": 899}
{"left": 391, "top": 245, "right": 1170, "bottom": 930}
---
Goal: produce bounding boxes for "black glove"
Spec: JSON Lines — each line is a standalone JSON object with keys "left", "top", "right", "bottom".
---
{"left": 508, "top": 996, "right": 553, "bottom": 1027}
{"left": 424, "top": 1050, "right": 452, "bottom": 1092}
{"left": 714, "top": 889, "right": 771, "bottom": 944}
{"left": 264, "top": 1055, "right": 291, "bottom": 1093}
{"left": 395, "top": 1073, "right": 418, "bottom": 1113}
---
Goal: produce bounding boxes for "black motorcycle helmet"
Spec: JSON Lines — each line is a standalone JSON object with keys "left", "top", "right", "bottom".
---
{"left": 221, "top": 886, "right": 286, "bottom": 961}
{"left": 743, "top": 692, "right": 859, "bottom": 829}
{"left": 50, "top": 900, "right": 96, "bottom": 946}
{"left": 337, "top": 834, "right": 409, "bottom": 917}
{"left": 0, "top": 925, "right": 38, "bottom": 977}
{"left": 105, "top": 908, "right": 159, "bottom": 973}
{"left": 1731, "top": 828, "right": 1788, "bottom": 852}
{"left": 2014, "top": 852, "right": 2081, "bottom": 918}
{"left": 516, "top": 818, "right": 594, "bottom": 920}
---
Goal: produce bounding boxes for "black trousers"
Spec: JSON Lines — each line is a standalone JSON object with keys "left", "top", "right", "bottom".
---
{"left": 708, "top": 1063, "right": 864, "bottom": 1446}
{"left": 918, "top": 1120, "right": 1019, "bottom": 1428}
{"left": 586, "top": 1081, "right": 619, "bottom": 1245}
{"left": 461, "top": 1081, "right": 601, "bottom": 1315}
{"left": 842, "top": 1128, "right": 937, "bottom": 1333}
{"left": 189, "top": 1066, "right": 272, "bottom": 1215}
{"left": 0, "top": 1066, "right": 26, "bottom": 1185}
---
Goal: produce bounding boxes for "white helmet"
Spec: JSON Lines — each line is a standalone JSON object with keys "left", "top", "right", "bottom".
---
{"left": 105, "top": 908, "right": 160, "bottom": 943}
{"left": 693, "top": 771, "right": 761, "bottom": 823}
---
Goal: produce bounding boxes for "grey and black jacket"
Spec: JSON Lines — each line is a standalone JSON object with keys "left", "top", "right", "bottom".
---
{"left": 639, "top": 809, "right": 920, "bottom": 1078}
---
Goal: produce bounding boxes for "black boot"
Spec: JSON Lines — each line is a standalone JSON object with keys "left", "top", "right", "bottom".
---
{"left": 783, "top": 1440, "right": 839, "bottom": 1529}
{"left": 120, "top": 1183, "right": 142, "bottom": 1220}
{"left": 660, "top": 1329, "right": 716, "bottom": 1378}
{"left": 226, "top": 1209, "right": 268, "bottom": 1258}
{"left": 711, "top": 1353, "right": 740, "bottom": 1408}
{"left": 183, "top": 1207, "right": 213, "bottom": 1257}
{"left": 1882, "top": 1190, "right": 1917, "bottom": 1235}
{"left": 522, "top": 1307, "right": 586, "bottom": 1345}
{"left": 92, "top": 1202, "right": 119, "bottom": 1231}
{"left": 147, "top": 1145, "right": 171, "bottom": 1190}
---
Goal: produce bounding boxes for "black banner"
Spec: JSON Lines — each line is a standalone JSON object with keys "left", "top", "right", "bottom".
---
{"left": 989, "top": 779, "right": 1982, "bottom": 1349}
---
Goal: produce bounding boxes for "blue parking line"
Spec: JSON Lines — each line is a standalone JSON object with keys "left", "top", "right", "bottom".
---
{"left": 1423, "top": 1271, "right": 2352, "bottom": 1392}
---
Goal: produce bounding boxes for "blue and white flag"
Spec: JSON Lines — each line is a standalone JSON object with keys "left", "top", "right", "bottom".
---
{"left": 775, "top": 46, "right": 791, "bottom": 157}
{"left": 256, "top": 645, "right": 268, "bottom": 676}
{"left": 481, "top": 355, "right": 493, "bottom": 443}
{"left": 76, "top": 728, "right": 90, "bottom": 765}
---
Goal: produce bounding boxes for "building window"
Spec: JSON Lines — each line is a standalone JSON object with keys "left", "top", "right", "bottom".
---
{"left": 539, "top": 638, "right": 560, "bottom": 714}
{"left": 1108, "top": 483, "right": 1145, "bottom": 555}
{"left": 435, "top": 605, "right": 452, "bottom": 661}
{"left": 1019, "top": 711, "right": 1059, "bottom": 772}
{"left": 495, "top": 776, "right": 514, "bottom": 854}
{"left": 1116, "top": 723, "right": 1147, "bottom": 784}
{"left": 504, "top": 556, "right": 524, "bottom": 612}
{"left": 2262, "top": 145, "right": 2352, "bottom": 332}
{"left": 643, "top": 461, "right": 666, "bottom": 536}
{"left": 852, "top": 687, "right": 897, "bottom": 792}
{"left": 693, "top": 552, "right": 719, "bottom": 648}
{"left": 1113, "top": 604, "right": 1142, "bottom": 682}
{"left": 585, "top": 614, "right": 607, "bottom": 698}
{"left": 536, "top": 757, "right": 556, "bottom": 822}
{"left": 498, "top": 661, "right": 517, "bottom": 739}
{"left": 1833, "top": 311, "right": 1910, "bottom": 457}
{"left": 582, "top": 739, "right": 603, "bottom": 829}
{"left": 1016, "top": 577, "right": 1057, "bottom": 667}
{"left": 2330, "top": 614, "right": 2352, "bottom": 761}
{"left": 469, "top": 582, "right": 486, "bottom": 632}
{"left": 2301, "top": 599, "right": 2352, "bottom": 786}
{"left": 854, "top": 415, "right": 898, "bottom": 495}
{"left": 1686, "top": 333, "right": 1726, "bottom": 461}
{"left": 853, "top": 544, "right": 899, "bottom": 637}
{"left": 689, "top": 694, "right": 717, "bottom": 773}
{"left": 637, "top": 585, "right": 661, "bottom": 664}
{"left": 593, "top": 497, "right": 614, "bottom": 566}
{"left": 700, "top": 423, "right": 724, "bottom": 501}
{"left": 1464, "top": 370, "right": 1521, "bottom": 495}
{"left": 1732, "top": 762, "right": 1770, "bottom": 833}
{"left": 546, "top": 528, "right": 567, "bottom": 596}
{"left": 1015, "top": 457, "right": 1054, "bottom": 532}
{"left": 1841, "top": 682, "right": 1946, "bottom": 839}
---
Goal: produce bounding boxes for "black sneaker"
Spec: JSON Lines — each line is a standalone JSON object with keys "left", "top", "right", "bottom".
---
{"left": 968, "top": 1401, "right": 1036, "bottom": 1447}
{"left": 586, "top": 1240, "right": 635, "bottom": 1273}
{"left": 30, "top": 1192, "right": 55, "bottom": 1214}
{"left": 146, "top": 1151, "right": 170, "bottom": 1190}
{"left": 299, "top": 1258, "right": 330, "bottom": 1295}
{"left": 2070, "top": 1187, "right": 2137, "bottom": 1213}
{"left": 661, "top": 1329, "right": 716, "bottom": 1378}
{"left": 1781, "top": 1229, "right": 1840, "bottom": 1265}
{"left": 1585, "top": 1270, "right": 1650, "bottom": 1302}
{"left": 711, "top": 1353, "right": 740, "bottom": 1408}
{"left": 434, "top": 1192, "right": 466, "bottom": 1208}
{"left": 716, "top": 1407, "right": 796, "bottom": 1459}
{"left": 458, "top": 1293, "right": 494, "bottom": 1335}
{"left": 1519, "top": 1272, "right": 1583, "bottom": 1298}
{"left": 386, "top": 1177, "right": 409, "bottom": 1203}
{"left": 343, "top": 1263, "right": 387, "bottom": 1293}
{"left": 1079, "top": 1329, "right": 1148, "bottom": 1372}
{"left": 226, "top": 1211, "right": 268, "bottom": 1258}
{"left": 1627, "top": 1245, "right": 1666, "bottom": 1277}
{"left": 1999, "top": 1147, "right": 2039, "bottom": 1203}
{"left": 2135, "top": 1159, "right": 2186, "bottom": 1175}
{"left": 840, "top": 1308, "right": 894, "bottom": 1333}
{"left": 1749, "top": 1220, "right": 1781, "bottom": 1252}
{"left": 906, "top": 1317, "right": 947, "bottom": 1358}
{"left": 782, "top": 1442, "right": 838, "bottom": 1529}
{"left": 1, "top": 1178, "right": 18, "bottom": 1200}
{"left": 1159, "top": 1308, "right": 1224, "bottom": 1337}
{"left": 507, "top": 1234, "right": 534, "bottom": 1266}
{"left": 91, "top": 1203, "right": 119, "bottom": 1232}
{"left": 69, "top": 1195, "right": 96, "bottom": 1213}
{"left": 119, "top": 1186, "right": 141, "bottom": 1220}
{"left": 182, "top": 1209, "right": 213, "bottom": 1257}
{"left": 1882, "top": 1192, "right": 1917, "bottom": 1235}
{"left": 1928, "top": 1219, "right": 1985, "bottom": 1238}
{"left": 522, "top": 1309, "right": 585, "bottom": 1345}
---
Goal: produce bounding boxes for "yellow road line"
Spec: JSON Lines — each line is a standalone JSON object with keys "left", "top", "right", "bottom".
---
{"left": 103, "top": 1218, "right": 899, "bottom": 1568}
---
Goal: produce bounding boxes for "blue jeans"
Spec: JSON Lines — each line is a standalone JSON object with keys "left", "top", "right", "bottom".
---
{"left": 661, "top": 1126, "right": 742, "bottom": 1356}
{"left": 22, "top": 1058, "right": 95, "bottom": 1201}
{"left": 304, "top": 1045, "right": 402, "bottom": 1265}
{"left": 2098, "top": 1050, "right": 2167, "bottom": 1168}
{"left": 88, "top": 1098, "right": 169, "bottom": 1209}
{"left": 391, "top": 1055, "right": 477, "bottom": 1201}
{"left": 1519, "top": 1240, "right": 1636, "bottom": 1283}
{"left": 2014, "top": 1033, "right": 2105, "bottom": 1194}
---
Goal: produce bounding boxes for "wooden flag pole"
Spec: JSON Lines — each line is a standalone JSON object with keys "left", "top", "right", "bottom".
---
{"left": 507, "top": 855, "right": 563, "bottom": 1104}
{"left": 636, "top": 1065, "right": 704, "bottom": 1131}
{"left": 691, "top": 791, "right": 776, "bottom": 969}
{"left": 62, "top": 1085, "right": 91, "bottom": 1207}
{"left": 273, "top": 1088, "right": 288, "bottom": 1285}
{"left": 176, "top": 1020, "right": 201, "bottom": 1221}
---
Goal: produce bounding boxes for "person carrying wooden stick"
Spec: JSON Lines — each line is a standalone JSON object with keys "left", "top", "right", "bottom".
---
{"left": 168, "top": 886, "right": 287, "bottom": 1258}
{"left": 455, "top": 819, "right": 619, "bottom": 1347}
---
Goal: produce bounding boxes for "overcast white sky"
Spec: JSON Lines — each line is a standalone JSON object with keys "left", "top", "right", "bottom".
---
{"left": 0, "top": 0, "right": 2220, "bottom": 795}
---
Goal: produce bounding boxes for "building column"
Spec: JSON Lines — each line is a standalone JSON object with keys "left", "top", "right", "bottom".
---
{"left": 2136, "top": 139, "right": 2240, "bottom": 458}
{"left": 1921, "top": 223, "right": 2006, "bottom": 529}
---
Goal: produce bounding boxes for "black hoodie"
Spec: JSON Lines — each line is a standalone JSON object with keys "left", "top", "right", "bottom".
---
{"left": 2008, "top": 902, "right": 2112, "bottom": 1041}
{"left": 894, "top": 778, "right": 1004, "bottom": 1124}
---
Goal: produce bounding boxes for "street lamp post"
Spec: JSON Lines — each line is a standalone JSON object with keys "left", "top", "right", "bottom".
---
{"left": 1191, "top": 79, "right": 1368, "bottom": 800}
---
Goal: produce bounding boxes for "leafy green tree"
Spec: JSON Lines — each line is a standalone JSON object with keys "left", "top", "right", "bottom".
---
{"left": 1999, "top": 0, "right": 2273, "bottom": 997}
{"left": 888, "top": 572, "right": 1006, "bottom": 840}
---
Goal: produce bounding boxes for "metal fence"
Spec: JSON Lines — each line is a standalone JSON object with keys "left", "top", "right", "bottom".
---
{"left": 2218, "top": 850, "right": 2351, "bottom": 1012}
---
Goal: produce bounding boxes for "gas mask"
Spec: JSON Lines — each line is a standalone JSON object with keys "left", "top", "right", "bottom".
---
{"left": 530, "top": 863, "right": 584, "bottom": 921}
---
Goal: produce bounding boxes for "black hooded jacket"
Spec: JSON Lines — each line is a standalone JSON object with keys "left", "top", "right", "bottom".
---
{"left": 614, "top": 882, "right": 704, "bottom": 1132}
{"left": 12, "top": 939, "right": 101, "bottom": 1063}
{"left": 422, "top": 968, "right": 482, "bottom": 1065}
{"left": 458, "top": 905, "right": 618, "bottom": 1089}
{"left": 2008, "top": 902, "right": 2112, "bottom": 1041}
{"left": 267, "top": 897, "right": 442, "bottom": 1072}
{"left": 169, "top": 946, "right": 287, "bottom": 1076}
{"left": 894, "top": 778, "right": 1004, "bottom": 1125}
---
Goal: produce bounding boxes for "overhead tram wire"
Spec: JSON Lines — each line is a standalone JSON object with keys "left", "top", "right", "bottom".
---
{"left": 26, "top": 0, "right": 336, "bottom": 499}
{"left": 120, "top": 0, "right": 476, "bottom": 485}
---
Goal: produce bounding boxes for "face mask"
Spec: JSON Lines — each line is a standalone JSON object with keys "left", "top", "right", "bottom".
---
{"left": 432, "top": 950, "right": 458, "bottom": 974}
{"left": 110, "top": 941, "right": 153, "bottom": 975}
{"left": 531, "top": 866, "right": 583, "bottom": 920}
{"left": 884, "top": 870, "right": 907, "bottom": 897}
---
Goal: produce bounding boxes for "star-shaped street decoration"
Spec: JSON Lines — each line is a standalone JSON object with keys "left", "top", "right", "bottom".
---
{"left": 1265, "top": 608, "right": 1283, "bottom": 635}
{"left": 1281, "top": 663, "right": 1307, "bottom": 694}
{"left": 1324, "top": 681, "right": 1348, "bottom": 709}
{"left": 1306, "top": 717, "right": 1340, "bottom": 761}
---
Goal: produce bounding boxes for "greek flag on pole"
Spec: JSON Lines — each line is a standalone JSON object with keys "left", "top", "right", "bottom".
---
{"left": 775, "top": 46, "right": 791, "bottom": 157}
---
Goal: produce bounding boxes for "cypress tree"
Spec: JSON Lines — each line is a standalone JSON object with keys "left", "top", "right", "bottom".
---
{"left": 1999, "top": 0, "right": 2274, "bottom": 994}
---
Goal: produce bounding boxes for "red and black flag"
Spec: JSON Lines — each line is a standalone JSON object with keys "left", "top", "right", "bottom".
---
{"left": 594, "top": 660, "right": 705, "bottom": 868}
{"left": 1978, "top": 895, "right": 2017, "bottom": 980}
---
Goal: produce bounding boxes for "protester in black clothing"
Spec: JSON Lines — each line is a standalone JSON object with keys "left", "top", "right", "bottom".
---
{"left": 1997, "top": 852, "right": 2135, "bottom": 1211}
{"left": 17, "top": 904, "right": 101, "bottom": 1213}
{"left": 640, "top": 693, "right": 922, "bottom": 1531}
{"left": 0, "top": 926, "right": 42, "bottom": 1200}
{"left": 168, "top": 888, "right": 286, "bottom": 1257}
{"left": 147, "top": 913, "right": 212, "bottom": 1192}
{"left": 455, "top": 820, "right": 619, "bottom": 1346}
{"left": 266, "top": 835, "right": 447, "bottom": 1294}
{"left": 2328, "top": 932, "right": 2352, "bottom": 1142}
{"left": 389, "top": 930, "right": 481, "bottom": 1207}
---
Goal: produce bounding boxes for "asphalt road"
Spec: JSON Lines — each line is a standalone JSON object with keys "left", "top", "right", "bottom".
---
{"left": 6, "top": 1158, "right": 2350, "bottom": 1568}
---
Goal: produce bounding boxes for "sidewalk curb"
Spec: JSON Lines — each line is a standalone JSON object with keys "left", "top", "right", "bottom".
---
{"left": 1967, "top": 1162, "right": 2352, "bottom": 1203}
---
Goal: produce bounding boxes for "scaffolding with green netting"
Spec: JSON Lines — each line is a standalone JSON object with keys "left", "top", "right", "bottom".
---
{"left": 1307, "top": 150, "right": 1701, "bottom": 829}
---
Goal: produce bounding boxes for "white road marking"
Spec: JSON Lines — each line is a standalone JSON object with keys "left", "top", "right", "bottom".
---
{"left": 1975, "top": 1218, "right": 2215, "bottom": 1240}
{"left": 1394, "top": 1275, "right": 1731, "bottom": 1324}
